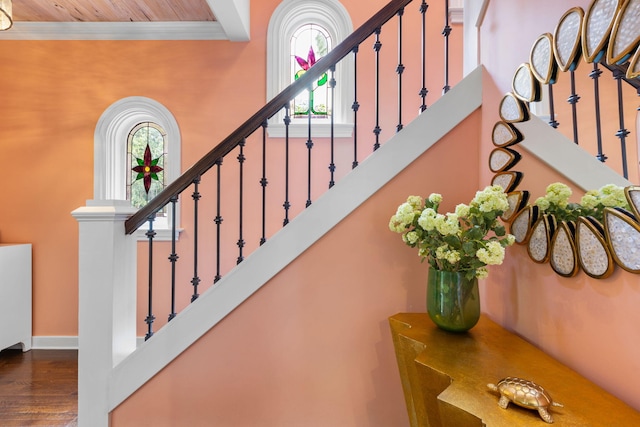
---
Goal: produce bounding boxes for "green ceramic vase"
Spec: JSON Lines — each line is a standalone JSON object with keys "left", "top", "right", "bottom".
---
{"left": 426, "top": 268, "right": 480, "bottom": 332}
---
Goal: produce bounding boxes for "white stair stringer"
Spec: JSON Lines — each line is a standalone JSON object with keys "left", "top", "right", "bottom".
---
{"left": 107, "top": 66, "right": 483, "bottom": 412}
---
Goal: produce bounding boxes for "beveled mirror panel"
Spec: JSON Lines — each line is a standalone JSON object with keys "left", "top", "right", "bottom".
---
{"left": 576, "top": 216, "right": 615, "bottom": 279}
{"left": 489, "top": 147, "right": 522, "bottom": 173}
{"left": 604, "top": 207, "right": 640, "bottom": 273}
{"left": 626, "top": 186, "right": 640, "bottom": 217}
{"left": 502, "top": 190, "right": 530, "bottom": 223}
{"left": 607, "top": 0, "right": 640, "bottom": 64}
{"left": 512, "top": 63, "right": 541, "bottom": 102}
{"left": 627, "top": 46, "right": 640, "bottom": 78}
{"left": 530, "top": 33, "right": 558, "bottom": 84}
{"left": 511, "top": 205, "right": 539, "bottom": 244}
{"left": 553, "top": 7, "right": 585, "bottom": 71}
{"left": 491, "top": 171, "right": 523, "bottom": 193}
{"left": 527, "top": 214, "right": 556, "bottom": 263}
{"left": 499, "top": 93, "right": 530, "bottom": 123}
{"left": 582, "top": 0, "right": 621, "bottom": 63}
{"left": 492, "top": 121, "right": 523, "bottom": 147}
{"left": 550, "top": 221, "right": 579, "bottom": 277}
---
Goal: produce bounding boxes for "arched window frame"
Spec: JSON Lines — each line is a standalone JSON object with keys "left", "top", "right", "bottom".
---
{"left": 266, "top": 0, "right": 354, "bottom": 138}
{"left": 94, "top": 96, "right": 182, "bottom": 241}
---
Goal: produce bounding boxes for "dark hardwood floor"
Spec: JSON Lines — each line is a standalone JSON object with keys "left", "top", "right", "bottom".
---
{"left": 0, "top": 348, "right": 78, "bottom": 427}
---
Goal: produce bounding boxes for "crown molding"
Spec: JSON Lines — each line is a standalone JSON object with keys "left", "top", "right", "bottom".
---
{"left": 0, "top": 21, "right": 228, "bottom": 40}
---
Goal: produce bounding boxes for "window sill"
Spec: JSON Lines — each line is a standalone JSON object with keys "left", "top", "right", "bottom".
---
{"left": 267, "top": 122, "right": 353, "bottom": 138}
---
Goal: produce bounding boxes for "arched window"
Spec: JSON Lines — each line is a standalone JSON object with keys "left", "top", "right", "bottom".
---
{"left": 267, "top": 0, "right": 353, "bottom": 138}
{"left": 94, "top": 97, "right": 181, "bottom": 240}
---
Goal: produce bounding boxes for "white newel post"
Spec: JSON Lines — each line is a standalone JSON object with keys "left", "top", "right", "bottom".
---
{"left": 72, "top": 200, "right": 138, "bottom": 427}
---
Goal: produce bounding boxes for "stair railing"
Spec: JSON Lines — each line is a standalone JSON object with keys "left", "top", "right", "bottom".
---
{"left": 122, "top": 0, "right": 461, "bottom": 339}
{"left": 538, "top": 61, "right": 639, "bottom": 182}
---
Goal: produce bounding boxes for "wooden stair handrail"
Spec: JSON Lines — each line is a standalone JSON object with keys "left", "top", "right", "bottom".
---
{"left": 125, "top": 0, "right": 413, "bottom": 234}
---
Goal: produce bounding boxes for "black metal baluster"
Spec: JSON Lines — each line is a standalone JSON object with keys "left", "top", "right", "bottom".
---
{"left": 396, "top": 7, "right": 404, "bottom": 132}
{"left": 547, "top": 83, "right": 559, "bottom": 128}
{"left": 168, "top": 196, "right": 178, "bottom": 322}
{"left": 590, "top": 63, "right": 607, "bottom": 162}
{"left": 442, "top": 0, "right": 451, "bottom": 94}
{"left": 144, "top": 215, "right": 156, "bottom": 341}
{"left": 568, "top": 70, "right": 580, "bottom": 144}
{"left": 283, "top": 104, "right": 291, "bottom": 226}
{"left": 352, "top": 46, "right": 360, "bottom": 169}
{"left": 191, "top": 177, "right": 201, "bottom": 302}
{"left": 237, "top": 139, "right": 246, "bottom": 264}
{"left": 329, "top": 65, "right": 336, "bottom": 188}
{"left": 260, "top": 121, "right": 268, "bottom": 245}
{"left": 613, "top": 68, "right": 629, "bottom": 179}
{"left": 373, "top": 28, "right": 382, "bottom": 151}
{"left": 419, "top": 0, "right": 429, "bottom": 112}
{"left": 306, "top": 86, "right": 313, "bottom": 208}
{"left": 305, "top": 86, "right": 313, "bottom": 207}
{"left": 214, "top": 159, "right": 223, "bottom": 284}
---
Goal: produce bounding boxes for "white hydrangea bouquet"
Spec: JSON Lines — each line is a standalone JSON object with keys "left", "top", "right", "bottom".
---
{"left": 389, "top": 185, "right": 516, "bottom": 281}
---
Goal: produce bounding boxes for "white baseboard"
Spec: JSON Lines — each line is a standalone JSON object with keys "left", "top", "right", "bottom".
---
{"left": 30, "top": 336, "right": 146, "bottom": 350}
{"left": 31, "top": 336, "right": 78, "bottom": 350}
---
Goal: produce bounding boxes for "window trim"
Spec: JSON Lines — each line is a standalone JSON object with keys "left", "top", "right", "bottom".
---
{"left": 94, "top": 96, "right": 182, "bottom": 241}
{"left": 266, "top": 0, "right": 354, "bottom": 138}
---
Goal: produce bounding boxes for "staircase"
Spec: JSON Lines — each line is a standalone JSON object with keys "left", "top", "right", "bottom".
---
{"left": 74, "top": 0, "right": 640, "bottom": 425}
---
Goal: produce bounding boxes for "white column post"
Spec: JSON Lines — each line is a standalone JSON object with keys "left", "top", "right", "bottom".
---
{"left": 72, "top": 200, "right": 138, "bottom": 427}
{"left": 463, "top": 0, "right": 489, "bottom": 77}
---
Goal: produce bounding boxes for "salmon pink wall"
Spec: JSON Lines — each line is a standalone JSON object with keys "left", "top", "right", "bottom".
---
{"left": 0, "top": 34, "right": 272, "bottom": 336}
{"left": 111, "top": 110, "right": 482, "bottom": 426}
{"left": 479, "top": 0, "right": 640, "bottom": 411}
{"left": 0, "top": 0, "right": 462, "bottom": 339}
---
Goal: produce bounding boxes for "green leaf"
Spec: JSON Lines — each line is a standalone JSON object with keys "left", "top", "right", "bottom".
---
{"left": 443, "top": 235, "right": 461, "bottom": 249}
{"left": 461, "top": 241, "right": 476, "bottom": 255}
{"left": 466, "top": 227, "right": 483, "bottom": 240}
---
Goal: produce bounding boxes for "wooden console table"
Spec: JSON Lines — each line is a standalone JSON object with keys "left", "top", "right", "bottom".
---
{"left": 389, "top": 313, "right": 640, "bottom": 426}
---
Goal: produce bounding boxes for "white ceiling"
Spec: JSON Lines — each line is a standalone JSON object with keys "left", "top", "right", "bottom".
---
{"left": 0, "top": 0, "right": 250, "bottom": 40}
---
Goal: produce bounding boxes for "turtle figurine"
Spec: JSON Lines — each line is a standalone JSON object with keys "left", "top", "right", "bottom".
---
{"left": 487, "top": 377, "right": 564, "bottom": 423}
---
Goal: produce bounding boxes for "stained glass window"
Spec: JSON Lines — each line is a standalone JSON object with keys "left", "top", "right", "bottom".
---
{"left": 291, "top": 24, "right": 332, "bottom": 117}
{"left": 127, "top": 122, "right": 167, "bottom": 215}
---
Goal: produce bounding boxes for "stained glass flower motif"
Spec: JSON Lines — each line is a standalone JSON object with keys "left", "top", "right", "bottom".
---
{"left": 294, "top": 46, "right": 328, "bottom": 86}
{"left": 293, "top": 46, "right": 328, "bottom": 115}
{"left": 295, "top": 46, "right": 316, "bottom": 71}
{"left": 132, "top": 144, "right": 164, "bottom": 194}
